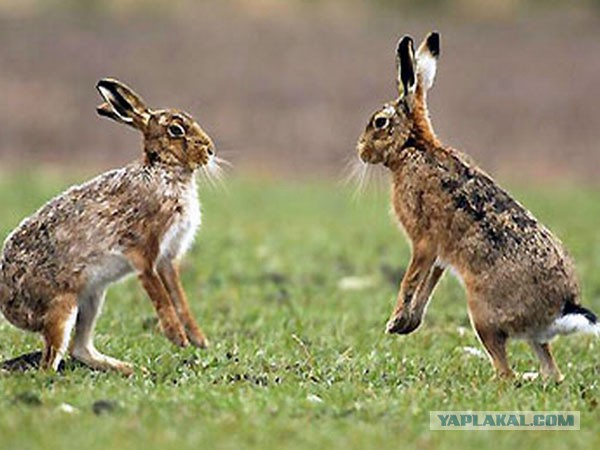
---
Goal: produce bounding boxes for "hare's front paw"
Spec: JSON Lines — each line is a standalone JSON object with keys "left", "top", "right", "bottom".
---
{"left": 163, "top": 325, "right": 190, "bottom": 348}
{"left": 186, "top": 326, "right": 209, "bottom": 349}
{"left": 386, "top": 313, "right": 421, "bottom": 335}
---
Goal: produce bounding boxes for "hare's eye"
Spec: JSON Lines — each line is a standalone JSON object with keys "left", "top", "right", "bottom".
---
{"left": 374, "top": 116, "right": 389, "bottom": 129}
{"left": 168, "top": 123, "right": 185, "bottom": 138}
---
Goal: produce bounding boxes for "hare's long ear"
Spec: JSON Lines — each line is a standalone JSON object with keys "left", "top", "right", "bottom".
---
{"left": 96, "top": 78, "right": 150, "bottom": 130}
{"left": 396, "top": 36, "right": 416, "bottom": 97}
{"left": 416, "top": 32, "right": 440, "bottom": 92}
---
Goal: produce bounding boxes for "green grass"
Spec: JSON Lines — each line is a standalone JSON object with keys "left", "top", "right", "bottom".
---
{"left": 0, "top": 172, "right": 599, "bottom": 449}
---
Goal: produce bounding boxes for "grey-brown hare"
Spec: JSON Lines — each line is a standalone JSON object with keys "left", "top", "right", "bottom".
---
{"left": 0, "top": 79, "right": 220, "bottom": 375}
{"left": 356, "top": 32, "right": 599, "bottom": 381}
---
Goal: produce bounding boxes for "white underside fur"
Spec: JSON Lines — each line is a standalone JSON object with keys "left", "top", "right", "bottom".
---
{"left": 159, "top": 179, "right": 201, "bottom": 261}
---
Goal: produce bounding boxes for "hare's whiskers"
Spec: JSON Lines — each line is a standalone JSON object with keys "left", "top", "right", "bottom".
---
{"left": 198, "top": 156, "right": 229, "bottom": 191}
{"left": 214, "top": 156, "right": 233, "bottom": 168}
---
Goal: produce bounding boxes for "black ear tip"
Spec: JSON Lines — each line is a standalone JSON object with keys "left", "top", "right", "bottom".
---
{"left": 397, "top": 35, "right": 414, "bottom": 52}
{"left": 96, "top": 79, "right": 111, "bottom": 93}
{"left": 427, "top": 32, "right": 440, "bottom": 56}
{"left": 96, "top": 78, "right": 120, "bottom": 91}
{"left": 398, "top": 36, "right": 415, "bottom": 59}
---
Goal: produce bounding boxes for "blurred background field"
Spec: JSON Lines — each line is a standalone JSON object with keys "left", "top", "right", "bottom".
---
{"left": 1, "top": 2, "right": 600, "bottom": 450}
{"left": 0, "top": 0, "right": 600, "bottom": 181}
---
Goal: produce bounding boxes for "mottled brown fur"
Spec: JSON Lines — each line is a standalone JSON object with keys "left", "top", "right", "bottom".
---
{"left": 0, "top": 79, "right": 217, "bottom": 374}
{"left": 357, "top": 33, "right": 595, "bottom": 381}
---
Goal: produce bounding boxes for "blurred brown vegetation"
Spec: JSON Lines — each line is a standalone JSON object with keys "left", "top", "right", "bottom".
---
{"left": 1, "top": 0, "right": 600, "bottom": 182}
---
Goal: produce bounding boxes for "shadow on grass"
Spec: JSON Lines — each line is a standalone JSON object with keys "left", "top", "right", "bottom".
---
{"left": 1, "top": 351, "right": 87, "bottom": 373}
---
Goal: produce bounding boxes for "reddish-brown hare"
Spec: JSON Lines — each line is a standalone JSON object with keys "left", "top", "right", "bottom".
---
{"left": 356, "top": 32, "right": 599, "bottom": 381}
{"left": 0, "top": 79, "right": 222, "bottom": 374}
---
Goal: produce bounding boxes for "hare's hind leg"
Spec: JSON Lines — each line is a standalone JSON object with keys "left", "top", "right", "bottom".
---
{"left": 468, "top": 295, "right": 513, "bottom": 378}
{"left": 71, "top": 289, "right": 133, "bottom": 376}
{"left": 528, "top": 341, "right": 564, "bottom": 382}
{"left": 473, "top": 324, "right": 513, "bottom": 378}
{"left": 157, "top": 260, "right": 208, "bottom": 348}
{"left": 41, "top": 293, "right": 78, "bottom": 371}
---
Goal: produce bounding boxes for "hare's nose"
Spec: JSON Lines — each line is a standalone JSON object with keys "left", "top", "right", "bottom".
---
{"left": 206, "top": 144, "right": 215, "bottom": 156}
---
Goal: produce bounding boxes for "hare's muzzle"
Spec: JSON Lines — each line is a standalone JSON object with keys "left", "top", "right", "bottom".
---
{"left": 356, "top": 140, "right": 369, "bottom": 162}
{"left": 357, "top": 142, "right": 382, "bottom": 165}
{"left": 189, "top": 140, "right": 215, "bottom": 167}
